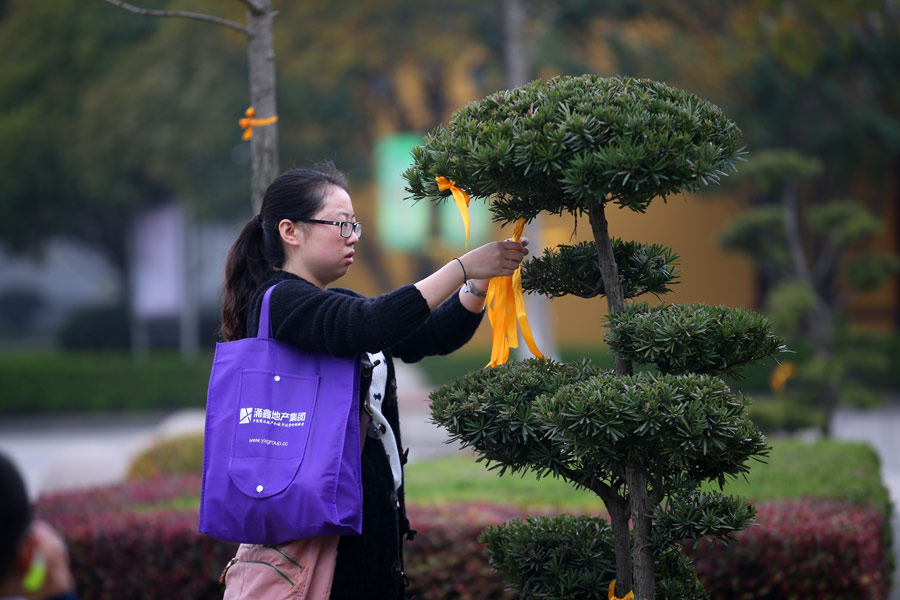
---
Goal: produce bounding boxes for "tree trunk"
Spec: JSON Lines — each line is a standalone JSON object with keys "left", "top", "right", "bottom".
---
{"left": 246, "top": 1, "right": 279, "bottom": 213}
{"left": 588, "top": 196, "right": 639, "bottom": 595}
{"left": 627, "top": 466, "right": 655, "bottom": 600}
{"left": 782, "top": 183, "right": 840, "bottom": 436}
{"left": 606, "top": 497, "right": 634, "bottom": 597}
{"left": 588, "top": 198, "right": 632, "bottom": 376}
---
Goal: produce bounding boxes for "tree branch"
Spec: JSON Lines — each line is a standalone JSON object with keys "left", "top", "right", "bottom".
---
{"left": 812, "top": 238, "right": 840, "bottom": 289}
{"left": 234, "top": 0, "right": 265, "bottom": 15}
{"left": 101, "top": 0, "right": 248, "bottom": 35}
{"left": 782, "top": 182, "right": 813, "bottom": 285}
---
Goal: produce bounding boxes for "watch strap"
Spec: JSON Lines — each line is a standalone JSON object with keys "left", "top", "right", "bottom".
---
{"left": 463, "top": 279, "right": 487, "bottom": 298}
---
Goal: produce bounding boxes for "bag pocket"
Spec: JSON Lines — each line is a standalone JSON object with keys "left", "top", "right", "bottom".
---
{"left": 229, "top": 369, "right": 319, "bottom": 498}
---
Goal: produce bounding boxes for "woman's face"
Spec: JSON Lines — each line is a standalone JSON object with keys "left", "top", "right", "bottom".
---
{"left": 298, "top": 185, "right": 359, "bottom": 288}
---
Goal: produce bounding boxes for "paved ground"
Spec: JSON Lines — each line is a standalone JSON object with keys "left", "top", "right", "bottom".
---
{"left": 0, "top": 368, "right": 897, "bottom": 597}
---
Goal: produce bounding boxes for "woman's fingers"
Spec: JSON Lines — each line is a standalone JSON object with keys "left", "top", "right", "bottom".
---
{"left": 460, "top": 240, "right": 530, "bottom": 279}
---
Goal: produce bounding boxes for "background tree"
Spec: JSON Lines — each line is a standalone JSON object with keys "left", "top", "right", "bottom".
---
{"left": 721, "top": 149, "right": 900, "bottom": 434}
{"left": 406, "top": 75, "right": 783, "bottom": 599}
{"left": 102, "top": 0, "right": 279, "bottom": 213}
{"left": 0, "top": 0, "right": 504, "bottom": 304}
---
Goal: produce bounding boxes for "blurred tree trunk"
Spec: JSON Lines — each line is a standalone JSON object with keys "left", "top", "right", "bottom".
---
{"left": 102, "top": 0, "right": 279, "bottom": 213}
{"left": 245, "top": 0, "right": 279, "bottom": 213}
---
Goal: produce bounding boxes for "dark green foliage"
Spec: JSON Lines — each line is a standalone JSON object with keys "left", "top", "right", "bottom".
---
{"left": 807, "top": 200, "right": 882, "bottom": 246}
{"left": 733, "top": 149, "right": 822, "bottom": 193}
{"left": 521, "top": 239, "right": 679, "bottom": 299}
{"left": 537, "top": 373, "right": 769, "bottom": 490}
{"left": 404, "top": 75, "right": 743, "bottom": 223}
{"left": 650, "top": 491, "right": 757, "bottom": 550}
{"left": 719, "top": 206, "right": 791, "bottom": 273}
{"left": 0, "top": 353, "right": 211, "bottom": 414}
{"left": 429, "top": 358, "right": 604, "bottom": 481}
{"left": 605, "top": 302, "right": 786, "bottom": 378}
{"left": 844, "top": 253, "right": 900, "bottom": 291}
{"left": 480, "top": 515, "right": 708, "bottom": 600}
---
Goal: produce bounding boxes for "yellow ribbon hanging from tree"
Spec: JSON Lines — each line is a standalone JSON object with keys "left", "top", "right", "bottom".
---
{"left": 485, "top": 217, "right": 544, "bottom": 367}
{"left": 435, "top": 176, "right": 471, "bottom": 246}
{"left": 239, "top": 106, "right": 278, "bottom": 141}
{"left": 608, "top": 580, "right": 634, "bottom": 600}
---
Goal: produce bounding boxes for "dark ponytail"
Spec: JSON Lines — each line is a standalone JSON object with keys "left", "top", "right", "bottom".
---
{"left": 221, "top": 165, "right": 348, "bottom": 341}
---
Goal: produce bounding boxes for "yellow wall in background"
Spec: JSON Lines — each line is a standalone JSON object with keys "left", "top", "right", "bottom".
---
{"left": 542, "top": 192, "right": 756, "bottom": 347}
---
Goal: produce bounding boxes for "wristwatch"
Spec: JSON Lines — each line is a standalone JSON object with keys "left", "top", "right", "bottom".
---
{"left": 463, "top": 279, "right": 487, "bottom": 298}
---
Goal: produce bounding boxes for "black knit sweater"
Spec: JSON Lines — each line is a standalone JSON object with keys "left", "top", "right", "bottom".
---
{"left": 244, "top": 270, "right": 483, "bottom": 599}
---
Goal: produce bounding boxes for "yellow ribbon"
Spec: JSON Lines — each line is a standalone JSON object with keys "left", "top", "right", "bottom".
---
{"left": 770, "top": 361, "right": 795, "bottom": 394}
{"left": 239, "top": 106, "right": 278, "bottom": 141}
{"left": 485, "top": 218, "right": 544, "bottom": 367}
{"left": 435, "top": 176, "right": 471, "bottom": 246}
{"left": 608, "top": 580, "right": 634, "bottom": 600}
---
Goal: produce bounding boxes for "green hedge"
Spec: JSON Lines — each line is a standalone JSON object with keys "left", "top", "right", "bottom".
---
{"left": 0, "top": 352, "right": 212, "bottom": 414}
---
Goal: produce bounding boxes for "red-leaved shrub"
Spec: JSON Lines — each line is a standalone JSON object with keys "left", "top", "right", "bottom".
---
{"left": 37, "top": 475, "right": 235, "bottom": 600}
{"left": 686, "top": 498, "right": 891, "bottom": 600}
{"left": 405, "top": 503, "right": 542, "bottom": 599}
{"left": 35, "top": 478, "right": 892, "bottom": 600}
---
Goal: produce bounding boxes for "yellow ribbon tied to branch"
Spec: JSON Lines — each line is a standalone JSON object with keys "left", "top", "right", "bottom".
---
{"left": 608, "top": 580, "right": 634, "bottom": 600}
{"left": 485, "top": 217, "right": 544, "bottom": 367}
{"left": 435, "top": 176, "right": 543, "bottom": 367}
{"left": 239, "top": 106, "right": 278, "bottom": 141}
{"left": 435, "top": 176, "right": 471, "bottom": 246}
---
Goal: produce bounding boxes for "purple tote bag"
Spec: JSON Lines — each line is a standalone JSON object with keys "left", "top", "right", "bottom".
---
{"left": 198, "top": 282, "right": 363, "bottom": 544}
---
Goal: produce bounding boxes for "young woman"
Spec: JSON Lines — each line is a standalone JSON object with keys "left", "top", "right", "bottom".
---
{"left": 220, "top": 166, "right": 527, "bottom": 599}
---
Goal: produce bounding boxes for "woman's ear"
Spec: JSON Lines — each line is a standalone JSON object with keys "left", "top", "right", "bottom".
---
{"left": 278, "top": 219, "right": 302, "bottom": 248}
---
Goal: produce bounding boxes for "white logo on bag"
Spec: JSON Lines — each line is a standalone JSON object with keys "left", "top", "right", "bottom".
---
{"left": 238, "top": 407, "right": 307, "bottom": 427}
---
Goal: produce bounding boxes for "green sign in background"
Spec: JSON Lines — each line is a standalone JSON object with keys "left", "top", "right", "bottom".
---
{"left": 376, "top": 133, "right": 490, "bottom": 251}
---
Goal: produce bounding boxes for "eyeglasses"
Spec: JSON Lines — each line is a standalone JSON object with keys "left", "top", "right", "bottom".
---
{"left": 301, "top": 219, "right": 363, "bottom": 239}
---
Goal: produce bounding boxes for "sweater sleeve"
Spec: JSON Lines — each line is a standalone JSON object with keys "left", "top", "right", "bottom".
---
{"left": 264, "top": 278, "right": 432, "bottom": 357}
{"left": 390, "top": 289, "right": 484, "bottom": 363}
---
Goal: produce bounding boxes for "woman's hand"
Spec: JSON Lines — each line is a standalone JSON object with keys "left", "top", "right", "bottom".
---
{"left": 414, "top": 238, "right": 530, "bottom": 311}
{"left": 458, "top": 238, "right": 529, "bottom": 280}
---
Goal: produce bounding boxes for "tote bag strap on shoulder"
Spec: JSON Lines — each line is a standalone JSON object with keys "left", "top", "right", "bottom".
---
{"left": 257, "top": 282, "right": 281, "bottom": 340}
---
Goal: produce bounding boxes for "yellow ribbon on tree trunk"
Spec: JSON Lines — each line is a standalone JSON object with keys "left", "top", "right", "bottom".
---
{"left": 435, "top": 176, "right": 471, "bottom": 246}
{"left": 608, "top": 580, "right": 634, "bottom": 600}
{"left": 239, "top": 106, "right": 278, "bottom": 141}
{"left": 485, "top": 217, "right": 544, "bottom": 367}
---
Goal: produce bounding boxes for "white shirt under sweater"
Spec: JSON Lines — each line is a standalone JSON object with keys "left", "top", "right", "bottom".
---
{"left": 366, "top": 351, "right": 402, "bottom": 491}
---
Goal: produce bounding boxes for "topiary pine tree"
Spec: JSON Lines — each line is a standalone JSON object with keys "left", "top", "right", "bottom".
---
{"left": 405, "top": 75, "right": 784, "bottom": 600}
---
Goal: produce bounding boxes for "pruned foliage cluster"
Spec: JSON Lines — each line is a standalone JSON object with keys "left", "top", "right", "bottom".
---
{"left": 606, "top": 302, "right": 786, "bottom": 378}
{"left": 537, "top": 372, "right": 769, "bottom": 489}
{"left": 405, "top": 75, "right": 743, "bottom": 223}
{"left": 521, "top": 239, "right": 679, "bottom": 299}
{"left": 429, "top": 358, "right": 604, "bottom": 481}
{"left": 431, "top": 360, "right": 768, "bottom": 498}
{"left": 480, "top": 515, "right": 708, "bottom": 600}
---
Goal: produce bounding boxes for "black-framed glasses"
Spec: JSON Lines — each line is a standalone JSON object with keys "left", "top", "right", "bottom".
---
{"left": 301, "top": 219, "right": 363, "bottom": 239}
